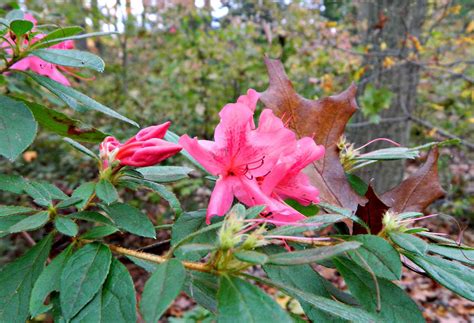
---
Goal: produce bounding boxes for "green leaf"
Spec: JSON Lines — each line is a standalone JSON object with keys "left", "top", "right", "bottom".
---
{"left": 140, "top": 259, "right": 186, "bottom": 322}
{"left": 0, "top": 215, "right": 27, "bottom": 236}
{"left": 334, "top": 258, "right": 424, "bottom": 323}
{"left": 389, "top": 232, "right": 428, "bottom": 256}
{"left": 264, "top": 261, "right": 346, "bottom": 322}
{"left": 243, "top": 273, "right": 375, "bottom": 322}
{"left": 60, "top": 243, "right": 112, "bottom": 320}
{"left": 427, "top": 244, "right": 474, "bottom": 265}
{"left": 80, "top": 226, "right": 118, "bottom": 239}
{"left": 0, "top": 94, "right": 37, "bottom": 161}
{"left": 136, "top": 166, "right": 194, "bottom": 183}
{"left": 345, "top": 173, "right": 368, "bottom": 196}
{"left": 56, "top": 197, "right": 83, "bottom": 209}
{"left": 26, "top": 72, "right": 138, "bottom": 126}
{"left": 318, "top": 202, "right": 370, "bottom": 232}
{"left": 171, "top": 210, "right": 222, "bottom": 261}
{"left": 234, "top": 250, "right": 268, "bottom": 265}
{"left": 406, "top": 253, "right": 474, "bottom": 301}
{"left": 0, "top": 205, "right": 35, "bottom": 216}
{"left": 31, "top": 31, "right": 118, "bottom": 50}
{"left": 345, "top": 235, "right": 402, "bottom": 280}
{"left": 267, "top": 242, "right": 361, "bottom": 266}
{"left": 180, "top": 243, "right": 216, "bottom": 254}
{"left": 285, "top": 199, "right": 319, "bottom": 216}
{"left": 5, "top": 10, "right": 24, "bottom": 22}
{"left": 9, "top": 19, "right": 33, "bottom": 36}
{"left": 217, "top": 275, "right": 292, "bottom": 323}
{"left": 267, "top": 214, "right": 346, "bottom": 236}
{"left": 8, "top": 211, "right": 49, "bottom": 233}
{"left": 245, "top": 205, "right": 265, "bottom": 219}
{"left": 126, "top": 256, "right": 158, "bottom": 273}
{"left": 64, "top": 138, "right": 99, "bottom": 159}
{"left": 100, "top": 258, "right": 137, "bottom": 322}
{"left": 71, "top": 181, "right": 96, "bottom": 209}
{"left": 32, "top": 26, "right": 84, "bottom": 48}
{"left": 0, "top": 234, "right": 52, "bottom": 323}
{"left": 69, "top": 211, "right": 114, "bottom": 226}
{"left": 55, "top": 216, "right": 79, "bottom": 236}
{"left": 96, "top": 179, "right": 119, "bottom": 205}
{"left": 22, "top": 99, "right": 107, "bottom": 143}
{"left": 129, "top": 178, "right": 182, "bottom": 216}
{"left": 102, "top": 203, "right": 155, "bottom": 238}
{"left": 183, "top": 271, "right": 218, "bottom": 312}
{"left": 25, "top": 181, "right": 68, "bottom": 206}
{"left": 70, "top": 289, "right": 102, "bottom": 322}
{"left": 31, "top": 49, "right": 105, "bottom": 72}
{"left": 30, "top": 245, "right": 74, "bottom": 317}
{"left": 0, "top": 174, "right": 27, "bottom": 194}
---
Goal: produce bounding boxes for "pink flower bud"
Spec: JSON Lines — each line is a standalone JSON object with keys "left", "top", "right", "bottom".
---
{"left": 100, "top": 122, "right": 182, "bottom": 168}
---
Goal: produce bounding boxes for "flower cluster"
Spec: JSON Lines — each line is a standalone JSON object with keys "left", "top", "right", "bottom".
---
{"left": 99, "top": 121, "right": 182, "bottom": 168}
{"left": 179, "top": 89, "right": 325, "bottom": 224}
{"left": 2, "top": 13, "right": 75, "bottom": 85}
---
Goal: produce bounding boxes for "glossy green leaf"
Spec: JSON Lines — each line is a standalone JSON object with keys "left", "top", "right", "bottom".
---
{"left": 427, "top": 244, "right": 474, "bottom": 265}
{"left": 0, "top": 174, "right": 28, "bottom": 194}
{"left": 96, "top": 179, "right": 119, "bottom": 205}
{"left": 26, "top": 73, "right": 138, "bottom": 126}
{"left": 80, "top": 225, "right": 118, "bottom": 239}
{"left": 102, "top": 202, "right": 155, "bottom": 238}
{"left": 30, "top": 245, "right": 73, "bottom": 317}
{"left": 22, "top": 99, "right": 107, "bottom": 143}
{"left": 9, "top": 211, "right": 49, "bottom": 233}
{"left": 245, "top": 205, "right": 265, "bottom": 219}
{"left": 100, "top": 258, "right": 137, "bottom": 322}
{"left": 334, "top": 258, "right": 424, "bottom": 323}
{"left": 183, "top": 271, "right": 218, "bottom": 312}
{"left": 9, "top": 19, "right": 33, "bottom": 36}
{"left": 345, "top": 173, "right": 368, "bottom": 196}
{"left": 234, "top": 250, "right": 268, "bottom": 265}
{"left": 60, "top": 243, "right": 112, "bottom": 320}
{"left": 406, "top": 253, "right": 474, "bottom": 301}
{"left": 0, "top": 234, "right": 52, "bottom": 323}
{"left": 264, "top": 262, "right": 346, "bottom": 322}
{"left": 140, "top": 259, "right": 186, "bottom": 322}
{"left": 32, "top": 31, "right": 118, "bottom": 49}
{"left": 285, "top": 199, "right": 319, "bottom": 216}
{"left": 56, "top": 197, "right": 83, "bottom": 209}
{"left": 70, "top": 290, "right": 101, "bottom": 322}
{"left": 0, "top": 205, "right": 35, "bottom": 216}
{"left": 346, "top": 234, "right": 402, "bottom": 280}
{"left": 71, "top": 182, "right": 96, "bottom": 209}
{"left": 136, "top": 165, "right": 194, "bottom": 182}
{"left": 25, "top": 181, "right": 68, "bottom": 206}
{"left": 64, "top": 138, "right": 99, "bottom": 159}
{"left": 267, "top": 214, "right": 346, "bottom": 236}
{"left": 389, "top": 232, "right": 428, "bottom": 256}
{"left": 217, "top": 275, "right": 292, "bottom": 323}
{"left": 31, "top": 49, "right": 105, "bottom": 72}
{"left": 55, "top": 216, "right": 79, "bottom": 236}
{"left": 69, "top": 211, "right": 114, "bottom": 226}
{"left": 33, "top": 26, "right": 84, "bottom": 48}
{"left": 267, "top": 242, "right": 361, "bottom": 266}
{"left": 130, "top": 178, "right": 182, "bottom": 216}
{"left": 0, "top": 94, "right": 37, "bottom": 161}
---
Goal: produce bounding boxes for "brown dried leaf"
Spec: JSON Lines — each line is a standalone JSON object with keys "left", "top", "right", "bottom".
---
{"left": 353, "top": 185, "right": 389, "bottom": 234}
{"left": 260, "top": 57, "right": 366, "bottom": 211}
{"left": 381, "top": 147, "right": 445, "bottom": 213}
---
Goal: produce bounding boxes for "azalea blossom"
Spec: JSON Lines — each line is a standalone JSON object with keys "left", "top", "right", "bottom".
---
{"left": 2, "top": 13, "right": 75, "bottom": 85}
{"left": 179, "top": 89, "right": 325, "bottom": 224}
{"left": 100, "top": 121, "right": 182, "bottom": 168}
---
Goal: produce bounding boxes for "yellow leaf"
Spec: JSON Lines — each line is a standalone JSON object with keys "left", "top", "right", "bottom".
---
{"left": 469, "top": 117, "right": 474, "bottom": 124}
{"left": 383, "top": 57, "right": 395, "bottom": 68}
{"left": 410, "top": 35, "right": 424, "bottom": 53}
{"left": 354, "top": 67, "right": 366, "bottom": 81}
{"left": 430, "top": 103, "right": 444, "bottom": 111}
{"left": 321, "top": 74, "right": 333, "bottom": 93}
{"left": 380, "top": 42, "right": 387, "bottom": 51}
{"left": 428, "top": 128, "right": 438, "bottom": 137}
{"left": 325, "top": 21, "right": 337, "bottom": 28}
{"left": 448, "top": 4, "right": 461, "bottom": 15}
{"left": 466, "top": 21, "right": 474, "bottom": 33}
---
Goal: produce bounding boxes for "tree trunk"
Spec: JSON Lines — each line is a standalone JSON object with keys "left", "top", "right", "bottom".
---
{"left": 347, "top": 0, "right": 427, "bottom": 193}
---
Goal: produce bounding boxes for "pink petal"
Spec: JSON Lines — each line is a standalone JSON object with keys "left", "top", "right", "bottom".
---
{"left": 206, "top": 177, "right": 235, "bottom": 224}
{"left": 236, "top": 89, "right": 260, "bottom": 112}
{"left": 178, "top": 135, "right": 222, "bottom": 175}
{"left": 125, "top": 121, "right": 171, "bottom": 144}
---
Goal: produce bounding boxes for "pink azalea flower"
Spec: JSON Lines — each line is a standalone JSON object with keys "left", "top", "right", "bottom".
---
{"left": 179, "top": 89, "right": 324, "bottom": 224}
{"left": 100, "top": 122, "right": 182, "bottom": 168}
{"left": 2, "top": 13, "right": 75, "bottom": 86}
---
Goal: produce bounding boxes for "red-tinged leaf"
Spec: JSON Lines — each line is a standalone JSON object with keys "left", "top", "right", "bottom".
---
{"left": 381, "top": 147, "right": 445, "bottom": 213}
{"left": 353, "top": 185, "right": 389, "bottom": 234}
{"left": 260, "top": 57, "right": 366, "bottom": 212}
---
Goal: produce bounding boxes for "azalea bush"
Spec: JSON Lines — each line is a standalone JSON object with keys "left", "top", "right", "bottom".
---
{"left": 0, "top": 9, "right": 473, "bottom": 323}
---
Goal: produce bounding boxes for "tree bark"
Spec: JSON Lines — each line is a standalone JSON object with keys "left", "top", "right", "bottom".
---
{"left": 348, "top": 0, "right": 427, "bottom": 192}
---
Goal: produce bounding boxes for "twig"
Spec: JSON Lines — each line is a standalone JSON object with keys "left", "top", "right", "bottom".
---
{"left": 21, "top": 231, "right": 36, "bottom": 246}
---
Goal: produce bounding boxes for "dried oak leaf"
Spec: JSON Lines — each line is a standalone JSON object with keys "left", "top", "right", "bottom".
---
{"left": 381, "top": 147, "right": 445, "bottom": 213}
{"left": 353, "top": 185, "right": 389, "bottom": 234}
{"left": 260, "top": 57, "right": 366, "bottom": 211}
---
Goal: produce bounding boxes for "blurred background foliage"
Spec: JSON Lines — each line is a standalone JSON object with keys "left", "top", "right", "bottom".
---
{"left": 0, "top": 0, "right": 472, "bottom": 221}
